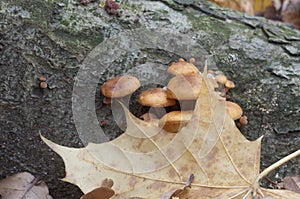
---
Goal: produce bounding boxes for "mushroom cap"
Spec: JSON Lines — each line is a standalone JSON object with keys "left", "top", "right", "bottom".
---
{"left": 101, "top": 75, "right": 140, "bottom": 98}
{"left": 158, "top": 111, "right": 193, "bottom": 133}
{"left": 215, "top": 74, "right": 228, "bottom": 84}
{"left": 239, "top": 115, "right": 248, "bottom": 125}
{"left": 225, "top": 80, "right": 235, "bottom": 88}
{"left": 166, "top": 74, "right": 202, "bottom": 100}
{"left": 189, "top": 58, "right": 196, "bottom": 64}
{"left": 138, "top": 88, "right": 176, "bottom": 107}
{"left": 168, "top": 59, "right": 199, "bottom": 75}
{"left": 225, "top": 101, "right": 243, "bottom": 120}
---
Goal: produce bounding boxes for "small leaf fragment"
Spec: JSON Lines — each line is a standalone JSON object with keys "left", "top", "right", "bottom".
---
{"left": 0, "top": 172, "right": 53, "bottom": 199}
{"left": 169, "top": 174, "right": 194, "bottom": 198}
{"left": 80, "top": 187, "right": 115, "bottom": 199}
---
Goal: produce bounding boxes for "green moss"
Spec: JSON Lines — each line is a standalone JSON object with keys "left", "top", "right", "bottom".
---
{"left": 2, "top": 0, "right": 58, "bottom": 27}
{"left": 60, "top": 19, "right": 70, "bottom": 27}
{"left": 49, "top": 29, "right": 104, "bottom": 53}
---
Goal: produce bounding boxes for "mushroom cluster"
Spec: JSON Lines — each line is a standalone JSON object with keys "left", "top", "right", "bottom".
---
{"left": 101, "top": 58, "right": 247, "bottom": 133}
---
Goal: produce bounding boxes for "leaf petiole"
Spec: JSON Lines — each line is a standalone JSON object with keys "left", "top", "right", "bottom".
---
{"left": 251, "top": 149, "right": 300, "bottom": 197}
{"left": 254, "top": 149, "right": 300, "bottom": 185}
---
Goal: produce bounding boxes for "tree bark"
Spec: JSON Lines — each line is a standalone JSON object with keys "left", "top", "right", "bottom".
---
{"left": 0, "top": 0, "right": 299, "bottom": 198}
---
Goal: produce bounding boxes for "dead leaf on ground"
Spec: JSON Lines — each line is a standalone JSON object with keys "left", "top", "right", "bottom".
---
{"left": 209, "top": 0, "right": 255, "bottom": 15}
{"left": 277, "top": 174, "right": 300, "bottom": 194}
{"left": 0, "top": 172, "right": 53, "bottom": 199}
{"left": 41, "top": 67, "right": 300, "bottom": 198}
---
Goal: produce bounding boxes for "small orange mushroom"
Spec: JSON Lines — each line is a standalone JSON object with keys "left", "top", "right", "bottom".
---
{"left": 239, "top": 115, "right": 248, "bottom": 125}
{"left": 40, "top": 82, "right": 47, "bottom": 89}
{"left": 225, "top": 80, "right": 235, "bottom": 92}
{"left": 39, "top": 76, "right": 46, "bottom": 82}
{"left": 189, "top": 57, "right": 196, "bottom": 64}
{"left": 215, "top": 74, "right": 227, "bottom": 84}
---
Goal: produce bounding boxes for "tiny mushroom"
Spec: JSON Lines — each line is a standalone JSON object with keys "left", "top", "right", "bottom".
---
{"left": 215, "top": 74, "right": 228, "bottom": 84}
{"left": 225, "top": 80, "right": 235, "bottom": 92}
{"left": 39, "top": 76, "right": 46, "bottom": 82}
{"left": 239, "top": 115, "right": 248, "bottom": 125}
{"left": 189, "top": 57, "right": 196, "bottom": 64}
{"left": 40, "top": 82, "right": 47, "bottom": 89}
{"left": 225, "top": 101, "right": 243, "bottom": 120}
{"left": 101, "top": 75, "right": 140, "bottom": 101}
{"left": 215, "top": 74, "right": 228, "bottom": 97}
{"left": 158, "top": 111, "right": 193, "bottom": 133}
{"left": 167, "top": 58, "right": 199, "bottom": 75}
{"left": 166, "top": 74, "right": 202, "bottom": 100}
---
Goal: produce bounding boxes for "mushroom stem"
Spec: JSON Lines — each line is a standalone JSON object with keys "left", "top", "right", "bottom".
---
{"left": 179, "top": 100, "right": 196, "bottom": 111}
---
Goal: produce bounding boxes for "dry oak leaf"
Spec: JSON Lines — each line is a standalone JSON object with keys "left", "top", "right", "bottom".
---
{"left": 0, "top": 172, "right": 53, "bottom": 199}
{"left": 41, "top": 68, "right": 300, "bottom": 199}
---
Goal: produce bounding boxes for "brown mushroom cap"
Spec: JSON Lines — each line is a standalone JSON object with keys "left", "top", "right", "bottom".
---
{"left": 101, "top": 75, "right": 140, "bottom": 98}
{"left": 168, "top": 59, "right": 199, "bottom": 75}
{"left": 138, "top": 88, "right": 176, "bottom": 107}
{"left": 189, "top": 58, "right": 196, "bottom": 64}
{"left": 215, "top": 74, "right": 228, "bottom": 84}
{"left": 225, "top": 80, "right": 235, "bottom": 88}
{"left": 158, "top": 111, "right": 193, "bottom": 133}
{"left": 239, "top": 115, "right": 248, "bottom": 125}
{"left": 225, "top": 101, "right": 243, "bottom": 120}
{"left": 166, "top": 74, "right": 202, "bottom": 100}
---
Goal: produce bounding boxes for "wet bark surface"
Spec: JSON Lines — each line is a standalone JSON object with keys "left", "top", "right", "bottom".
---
{"left": 0, "top": 0, "right": 299, "bottom": 198}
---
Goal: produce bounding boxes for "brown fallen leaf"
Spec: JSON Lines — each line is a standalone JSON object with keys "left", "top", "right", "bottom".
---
{"left": 41, "top": 66, "right": 300, "bottom": 198}
{"left": 0, "top": 172, "right": 53, "bottom": 199}
{"left": 209, "top": 0, "right": 255, "bottom": 15}
{"left": 278, "top": 174, "right": 300, "bottom": 194}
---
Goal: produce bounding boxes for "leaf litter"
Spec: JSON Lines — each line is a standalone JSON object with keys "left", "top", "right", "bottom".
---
{"left": 41, "top": 65, "right": 300, "bottom": 198}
